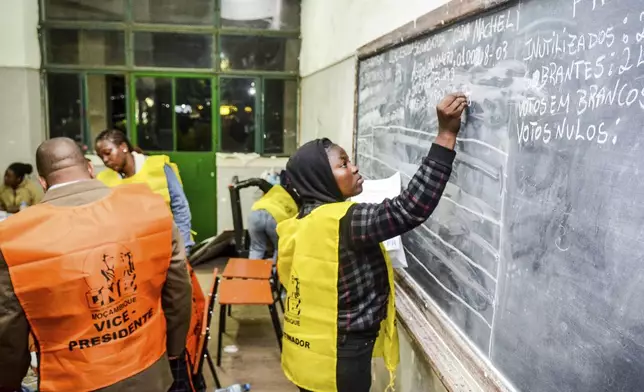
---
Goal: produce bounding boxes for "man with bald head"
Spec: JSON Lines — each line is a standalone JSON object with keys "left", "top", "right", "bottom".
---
{"left": 0, "top": 137, "right": 193, "bottom": 392}
{"left": 35, "top": 136, "right": 94, "bottom": 190}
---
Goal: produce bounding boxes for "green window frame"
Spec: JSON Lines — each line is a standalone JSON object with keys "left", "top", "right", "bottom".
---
{"left": 39, "top": 0, "right": 300, "bottom": 156}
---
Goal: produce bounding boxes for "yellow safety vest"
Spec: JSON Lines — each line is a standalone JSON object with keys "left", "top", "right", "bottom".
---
{"left": 251, "top": 185, "right": 298, "bottom": 223}
{"left": 97, "top": 155, "right": 182, "bottom": 207}
{"left": 97, "top": 155, "right": 197, "bottom": 240}
{"left": 276, "top": 201, "right": 399, "bottom": 392}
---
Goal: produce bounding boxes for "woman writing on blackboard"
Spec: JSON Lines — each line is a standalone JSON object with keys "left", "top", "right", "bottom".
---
{"left": 277, "top": 93, "right": 467, "bottom": 392}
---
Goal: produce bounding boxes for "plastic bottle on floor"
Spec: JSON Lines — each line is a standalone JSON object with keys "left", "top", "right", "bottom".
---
{"left": 214, "top": 383, "right": 251, "bottom": 392}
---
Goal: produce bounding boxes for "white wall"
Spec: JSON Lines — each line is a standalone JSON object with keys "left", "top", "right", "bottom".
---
{"left": 0, "top": 0, "right": 40, "bottom": 69}
{"left": 300, "top": 58, "right": 356, "bottom": 153}
{"left": 299, "top": 0, "right": 450, "bottom": 155}
{"left": 0, "top": 0, "right": 44, "bottom": 174}
{"left": 301, "top": 0, "right": 450, "bottom": 77}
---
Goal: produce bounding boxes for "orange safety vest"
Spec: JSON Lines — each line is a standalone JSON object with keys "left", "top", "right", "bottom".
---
{"left": 185, "top": 263, "right": 206, "bottom": 373}
{"left": 0, "top": 184, "right": 174, "bottom": 392}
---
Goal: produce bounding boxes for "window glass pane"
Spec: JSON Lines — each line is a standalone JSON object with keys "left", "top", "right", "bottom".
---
{"left": 133, "top": 0, "right": 214, "bottom": 25}
{"left": 221, "top": 0, "right": 300, "bottom": 30}
{"left": 136, "top": 78, "right": 173, "bottom": 151}
{"left": 47, "top": 73, "right": 82, "bottom": 142}
{"left": 176, "top": 79, "right": 212, "bottom": 152}
{"left": 134, "top": 33, "right": 213, "bottom": 69}
{"left": 220, "top": 78, "right": 256, "bottom": 153}
{"left": 220, "top": 36, "right": 299, "bottom": 71}
{"left": 263, "top": 79, "right": 297, "bottom": 155}
{"left": 45, "top": 0, "right": 125, "bottom": 21}
{"left": 87, "top": 75, "right": 126, "bottom": 144}
{"left": 47, "top": 29, "right": 125, "bottom": 66}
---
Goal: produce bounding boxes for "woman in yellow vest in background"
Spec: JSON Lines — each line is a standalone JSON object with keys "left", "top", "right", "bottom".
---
{"left": 94, "top": 130, "right": 194, "bottom": 254}
{"left": 95, "top": 130, "right": 205, "bottom": 392}
{"left": 277, "top": 93, "right": 467, "bottom": 392}
{"left": 248, "top": 170, "right": 299, "bottom": 260}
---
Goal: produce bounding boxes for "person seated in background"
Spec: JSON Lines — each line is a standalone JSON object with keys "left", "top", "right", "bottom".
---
{"left": 94, "top": 129, "right": 195, "bottom": 255}
{"left": 0, "top": 163, "right": 42, "bottom": 213}
{"left": 247, "top": 170, "right": 299, "bottom": 260}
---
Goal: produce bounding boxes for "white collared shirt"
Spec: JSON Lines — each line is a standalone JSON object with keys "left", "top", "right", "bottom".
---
{"left": 48, "top": 179, "right": 90, "bottom": 191}
{"left": 132, "top": 151, "right": 146, "bottom": 175}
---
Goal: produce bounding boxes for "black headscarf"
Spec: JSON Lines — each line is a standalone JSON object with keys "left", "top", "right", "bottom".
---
{"left": 285, "top": 138, "right": 344, "bottom": 205}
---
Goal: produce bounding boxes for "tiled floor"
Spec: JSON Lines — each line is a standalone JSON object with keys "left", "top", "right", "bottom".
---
{"left": 194, "top": 258, "right": 298, "bottom": 392}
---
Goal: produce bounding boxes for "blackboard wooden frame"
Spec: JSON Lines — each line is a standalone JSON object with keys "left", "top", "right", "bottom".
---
{"left": 351, "top": 0, "right": 519, "bottom": 390}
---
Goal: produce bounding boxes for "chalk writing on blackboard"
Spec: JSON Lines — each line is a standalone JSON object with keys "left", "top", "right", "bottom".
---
{"left": 356, "top": 0, "right": 644, "bottom": 391}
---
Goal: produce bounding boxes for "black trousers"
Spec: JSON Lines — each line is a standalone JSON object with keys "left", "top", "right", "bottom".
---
{"left": 298, "top": 332, "right": 377, "bottom": 392}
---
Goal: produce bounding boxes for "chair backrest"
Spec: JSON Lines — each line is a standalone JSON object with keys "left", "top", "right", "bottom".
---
{"left": 228, "top": 178, "right": 246, "bottom": 254}
{"left": 194, "top": 267, "right": 220, "bottom": 375}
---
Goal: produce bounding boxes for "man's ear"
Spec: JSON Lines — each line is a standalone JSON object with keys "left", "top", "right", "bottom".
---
{"left": 87, "top": 160, "right": 95, "bottom": 179}
{"left": 38, "top": 176, "right": 48, "bottom": 191}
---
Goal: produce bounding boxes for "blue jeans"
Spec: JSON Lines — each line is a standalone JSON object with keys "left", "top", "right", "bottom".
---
{"left": 248, "top": 209, "right": 278, "bottom": 260}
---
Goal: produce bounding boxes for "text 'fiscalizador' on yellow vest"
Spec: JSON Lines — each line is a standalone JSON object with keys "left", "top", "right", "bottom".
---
{"left": 251, "top": 185, "right": 298, "bottom": 223}
{"left": 276, "top": 201, "right": 399, "bottom": 392}
{"left": 97, "top": 155, "right": 182, "bottom": 207}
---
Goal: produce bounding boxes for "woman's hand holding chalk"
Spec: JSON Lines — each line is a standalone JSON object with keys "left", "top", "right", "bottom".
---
{"left": 437, "top": 93, "right": 468, "bottom": 135}
{"left": 435, "top": 93, "right": 468, "bottom": 150}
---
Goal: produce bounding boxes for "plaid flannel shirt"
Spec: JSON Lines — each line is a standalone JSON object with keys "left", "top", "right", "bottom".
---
{"left": 300, "top": 143, "right": 455, "bottom": 333}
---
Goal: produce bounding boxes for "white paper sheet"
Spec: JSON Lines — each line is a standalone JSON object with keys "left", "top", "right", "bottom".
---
{"left": 351, "top": 172, "right": 408, "bottom": 268}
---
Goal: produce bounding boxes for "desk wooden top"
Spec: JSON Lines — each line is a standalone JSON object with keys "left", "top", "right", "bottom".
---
{"left": 219, "top": 279, "right": 274, "bottom": 305}
{"left": 222, "top": 258, "right": 273, "bottom": 280}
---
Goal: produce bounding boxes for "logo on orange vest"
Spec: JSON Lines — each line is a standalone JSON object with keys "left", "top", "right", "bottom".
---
{"left": 284, "top": 275, "right": 301, "bottom": 326}
{"left": 68, "top": 244, "right": 154, "bottom": 352}
{"left": 84, "top": 244, "right": 137, "bottom": 310}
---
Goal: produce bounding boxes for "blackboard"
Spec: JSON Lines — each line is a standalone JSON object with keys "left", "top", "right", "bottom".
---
{"left": 355, "top": 0, "right": 644, "bottom": 391}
